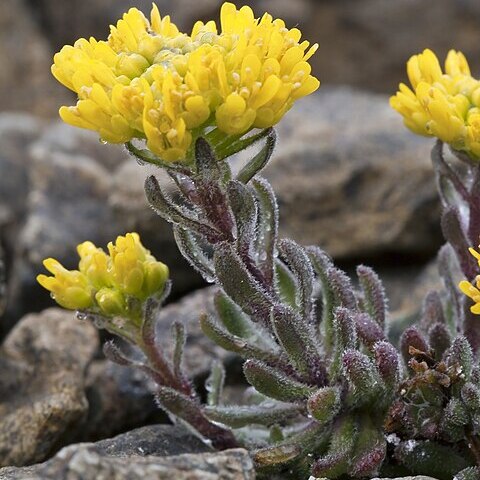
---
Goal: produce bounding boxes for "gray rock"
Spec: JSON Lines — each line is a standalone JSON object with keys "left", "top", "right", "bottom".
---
{"left": 0, "top": 0, "right": 70, "bottom": 116}
{"left": 80, "top": 360, "right": 164, "bottom": 442}
{"left": 0, "top": 308, "right": 98, "bottom": 467}
{"left": 0, "top": 424, "right": 253, "bottom": 480}
{"left": 299, "top": 0, "right": 480, "bottom": 93}
{"left": 372, "top": 477, "right": 438, "bottom": 480}
{"left": 265, "top": 87, "right": 440, "bottom": 260}
{"left": 29, "top": 0, "right": 223, "bottom": 52}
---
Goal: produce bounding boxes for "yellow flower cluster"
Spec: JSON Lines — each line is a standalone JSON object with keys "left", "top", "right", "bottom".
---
{"left": 52, "top": 2, "right": 320, "bottom": 162}
{"left": 391, "top": 49, "right": 480, "bottom": 159}
{"left": 37, "top": 233, "right": 169, "bottom": 318}
{"left": 459, "top": 246, "right": 480, "bottom": 314}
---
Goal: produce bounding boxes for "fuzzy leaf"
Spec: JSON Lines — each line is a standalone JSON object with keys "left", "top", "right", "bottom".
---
{"left": 156, "top": 385, "right": 236, "bottom": 449}
{"left": 243, "top": 359, "right": 314, "bottom": 402}
{"left": 236, "top": 128, "right": 276, "bottom": 184}
{"left": 438, "top": 244, "right": 463, "bottom": 328}
{"left": 205, "top": 360, "right": 225, "bottom": 406}
{"left": 349, "top": 418, "right": 386, "bottom": 477}
{"left": 445, "top": 336, "right": 473, "bottom": 382}
{"left": 441, "top": 206, "right": 478, "bottom": 279}
{"left": 214, "top": 290, "right": 253, "bottom": 338}
{"left": 214, "top": 243, "right": 274, "bottom": 323}
{"left": 194, "top": 137, "right": 221, "bottom": 180}
{"left": 373, "top": 341, "right": 400, "bottom": 393}
{"left": 461, "top": 382, "right": 480, "bottom": 412}
{"left": 307, "top": 246, "right": 336, "bottom": 347}
{"left": 343, "top": 350, "right": 382, "bottom": 406}
{"left": 278, "top": 239, "right": 315, "bottom": 320}
{"left": 171, "top": 320, "right": 186, "bottom": 378}
{"left": 200, "top": 314, "right": 281, "bottom": 364}
{"left": 356, "top": 265, "right": 387, "bottom": 330}
{"left": 330, "top": 307, "right": 358, "bottom": 379}
{"left": 275, "top": 260, "right": 298, "bottom": 308}
{"left": 270, "top": 304, "right": 324, "bottom": 383}
{"left": 440, "top": 397, "right": 469, "bottom": 442}
{"left": 354, "top": 312, "right": 386, "bottom": 347}
{"left": 173, "top": 226, "right": 215, "bottom": 282}
{"left": 307, "top": 386, "right": 341, "bottom": 425}
{"left": 329, "top": 267, "right": 358, "bottom": 310}
{"left": 227, "top": 180, "right": 258, "bottom": 259}
{"left": 252, "top": 178, "right": 278, "bottom": 284}
{"left": 312, "top": 415, "right": 356, "bottom": 478}
{"left": 204, "top": 402, "right": 301, "bottom": 428}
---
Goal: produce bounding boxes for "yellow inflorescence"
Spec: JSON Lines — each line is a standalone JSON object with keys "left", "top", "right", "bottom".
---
{"left": 391, "top": 49, "right": 480, "bottom": 160}
{"left": 37, "top": 233, "right": 169, "bottom": 318}
{"left": 52, "top": 2, "right": 320, "bottom": 162}
{"left": 459, "top": 246, "right": 480, "bottom": 314}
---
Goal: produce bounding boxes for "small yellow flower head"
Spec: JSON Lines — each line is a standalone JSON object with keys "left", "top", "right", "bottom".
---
{"left": 391, "top": 49, "right": 480, "bottom": 160}
{"left": 52, "top": 2, "right": 319, "bottom": 162}
{"left": 459, "top": 245, "right": 480, "bottom": 314}
{"left": 37, "top": 259, "right": 94, "bottom": 310}
{"left": 37, "top": 233, "right": 169, "bottom": 318}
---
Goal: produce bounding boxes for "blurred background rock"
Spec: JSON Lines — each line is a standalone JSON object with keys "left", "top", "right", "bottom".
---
{"left": 1, "top": 0, "right": 476, "bottom": 328}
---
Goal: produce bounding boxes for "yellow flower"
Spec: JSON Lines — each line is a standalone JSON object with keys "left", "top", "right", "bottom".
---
{"left": 52, "top": 2, "right": 319, "bottom": 162}
{"left": 37, "top": 233, "right": 169, "bottom": 318}
{"left": 459, "top": 246, "right": 480, "bottom": 314}
{"left": 37, "top": 259, "right": 94, "bottom": 310}
{"left": 391, "top": 48, "right": 480, "bottom": 160}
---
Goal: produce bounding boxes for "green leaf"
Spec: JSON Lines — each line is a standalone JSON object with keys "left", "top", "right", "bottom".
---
{"left": 200, "top": 314, "right": 282, "bottom": 364}
{"left": 171, "top": 320, "right": 186, "bottom": 379}
{"left": 252, "top": 178, "right": 278, "bottom": 284}
{"left": 356, "top": 265, "right": 387, "bottom": 330}
{"left": 278, "top": 239, "right": 315, "bottom": 320}
{"left": 213, "top": 243, "right": 274, "bottom": 324}
{"left": 204, "top": 402, "right": 302, "bottom": 428}
{"left": 307, "top": 386, "right": 341, "bottom": 425}
{"left": 173, "top": 226, "right": 215, "bottom": 282}
{"left": 270, "top": 304, "right": 323, "bottom": 382}
{"left": 243, "top": 359, "right": 314, "bottom": 402}
{"left": 205, "top": 360, "right": 225, "bottom": 406}
{"left": 194, "top": 137, "right": 221, "bottom": 180}
{"left": 214, "top": 290, "right": 253, "bottom": 338}
{"left": 236, "top": 128, "right": 276, "bottom": 184}
{"left": 275, "top": 260, "right": 298, "bottom": 308}
{"left": 227, "top": 180, "right": 257, "bottom": 258}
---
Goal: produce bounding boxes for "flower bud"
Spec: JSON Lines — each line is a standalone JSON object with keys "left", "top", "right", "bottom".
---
{"left": 95, "top": 288, "right": 125, "bottom": 316}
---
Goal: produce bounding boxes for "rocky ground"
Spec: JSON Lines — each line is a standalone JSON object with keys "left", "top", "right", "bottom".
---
{"left": 0, "top": 0, "right": 469, "bottom": 478}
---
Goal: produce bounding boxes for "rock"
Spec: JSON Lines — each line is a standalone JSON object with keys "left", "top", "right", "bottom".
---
{"left": 29, "top": 0, "right": 223, "bottom": 52}
{"left": 80, "top": 360, "right": 165, "bottom": 442}
{"left": 0, "top": 425, "right": 254, "bottom": 480}
{"left": 264, "top": 87, "right": 440, "bottom": 260}
{"left": 303, "top": 0, "right": 480, "bottom": 94}
{"left": 0, "top": 0, "right": 69, "bottom": 116}
{"left": 372, "top": 477, "right": 438, "bottom": 480}
{"left": 0, "top": 308, "right": 98, "bottom": 467}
